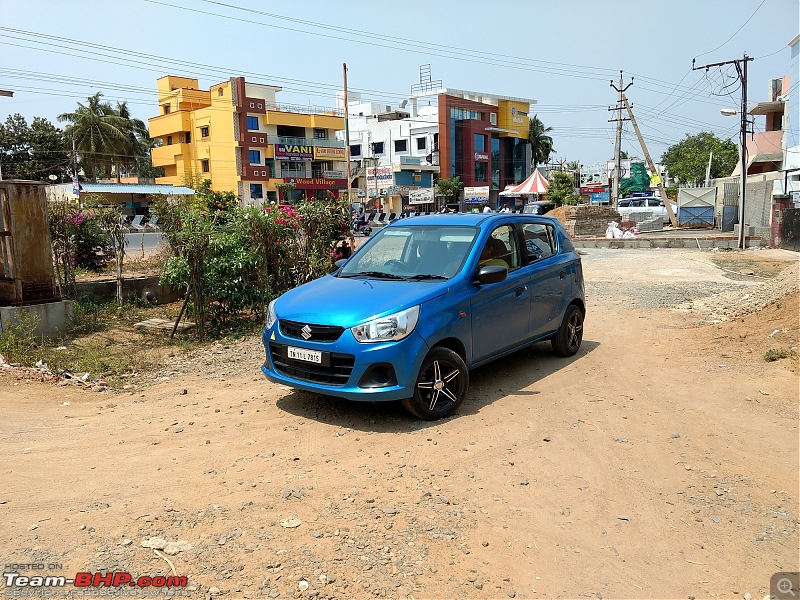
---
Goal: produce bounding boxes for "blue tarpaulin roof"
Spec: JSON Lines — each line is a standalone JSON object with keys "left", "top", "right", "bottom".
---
{"left": 78, "top": 183, "right": 195, "bottom": 195}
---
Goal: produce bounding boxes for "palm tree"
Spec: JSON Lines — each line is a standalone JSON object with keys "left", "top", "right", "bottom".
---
{"left": 114, "top": 101, "right": 155, "bottom": 181}
{"left": 58, "top": 93, "right": 130, "bottom": 182}
{"left": 528, "top": 115, "right": 555, "bottom": 169}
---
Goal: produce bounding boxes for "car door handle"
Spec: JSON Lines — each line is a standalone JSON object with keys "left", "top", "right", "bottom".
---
{"left": 559, "top": 270, "right": 567, "bottom": 280}
{"left": 515, "top": 286, "right": 527, "bottom": 297}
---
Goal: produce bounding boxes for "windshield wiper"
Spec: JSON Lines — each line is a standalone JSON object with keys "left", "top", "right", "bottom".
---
{"left": 406, "top": 274, "right": 448, "bottom": 280}
{"left": 343, "top": 270, "right": 406, "bottom": 280}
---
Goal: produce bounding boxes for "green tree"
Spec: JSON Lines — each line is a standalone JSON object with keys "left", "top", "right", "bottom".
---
{"left": 547, "top": 171, "right": 580, "bottom": 206}
{"left": 528, "top": 115, "right": 555, "bottom": 168}
{"left": 58, "top": 92, "right": 130, "bottom": 182}
{"left": 436, "top": 176, "right": 462, "bottom": 206}
{"left": 0, "top": 114, "right": 68, "bottom": 181}
{"left": 660, "top": 132, "right": 737, "bottom": 185}
{"left": 113, "top": 101, "right": 158, "bottom": 181}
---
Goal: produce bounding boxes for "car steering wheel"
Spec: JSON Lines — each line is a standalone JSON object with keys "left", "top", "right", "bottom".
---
{"left": 383, "top": 259, "right": 406, "bottom": 272}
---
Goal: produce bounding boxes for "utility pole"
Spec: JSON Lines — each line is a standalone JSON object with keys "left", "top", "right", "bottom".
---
{"left": 609, "top": 71, "right": 633, "bottom": 208}
{"left": 343, "top": 63, "right": 352, "bottom": 207}
{"left": 342, "top": 62, "right": 355, "bottom": 251}
{"left": 622, "top": 94, "right": 678, "bottom": 227}
{"left": 71, "top": 135, "right": 80, "bottom": 200}
{"left": 693, "top": 54, "right": 753, "bottom": 249}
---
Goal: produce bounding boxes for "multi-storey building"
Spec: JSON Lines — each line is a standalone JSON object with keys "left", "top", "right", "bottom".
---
{"left": 342, "top": 86, "right": 535, "bottom": 211}
{"left": 149, "top": 76, "right": 346, "bottom": 204}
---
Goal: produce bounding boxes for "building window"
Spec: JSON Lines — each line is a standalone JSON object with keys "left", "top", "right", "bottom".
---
{"left": 247, "top": 116, "right": 259, "bottom": 131}
{"left": 313, "top": 128, "right": 328, "bottom": 140}
{"left": 474, "top": 134, "right": 486, "bottom": 152}
{"left": 201, "top": 159, "right": 209, "bottom": 173}
{"left": 250, "top": 184, "right": 263, "bottom": 199}
{"left": 201, "top": 126, "right": 209, "bottom": 137}
{"left": 249, "top": 149, "right": 261, "bottom": 164}
{"left": 166, "top": 136, "right": 173, "bottom": 145}
{"left": 416, "top": 137, "right": 426, "bottom": 150}
{"left": 350, "top": 144, "right": 362, "bottom": 157}
{"left": 218, "top": 87, "right": 224, "bottom": 97}
{"left": 185, "top": 132, "right": 191, "bottom": 144}
{"left": 433, "top": 133, "right": 439, "bottom": 149}
{"left": 163, "top": 104, "right": 171, "bottom": 115}
{"left": 474, "top": 161, "right": 487, "bottom": 182}
{"left": 394, "top": 139, "right": 407, "bottom": 152}
{"left": 372, "top": 141, "right": 384, "bottom": 155}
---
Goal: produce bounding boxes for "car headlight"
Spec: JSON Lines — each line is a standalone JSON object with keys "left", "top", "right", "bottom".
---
{"left": 265, "top": 299, "right": 277, "bottom": 329}
{"left": 351, "top": 305, "right": 420, "bottom": 343}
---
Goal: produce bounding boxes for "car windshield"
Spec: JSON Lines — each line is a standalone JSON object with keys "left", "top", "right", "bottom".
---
{"left": 338, "top": 224, "right": 479, "bottom": 280}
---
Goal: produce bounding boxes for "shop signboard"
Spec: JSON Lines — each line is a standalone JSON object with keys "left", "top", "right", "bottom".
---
{"left": 366, "top": 166, "right": 393, "bottom": 187}
{"left": 288, "top": 177, "right": 347, "bottom": 189}
{"left": 464, "top": 186, "right": 490, "bottom": 204}
{"left": 313, "top": 146, "right": 345, "bottom": 161}
{"left": 408, "top": 188, "right": 434, "bottom": 204}
{"left": 275, "top": 144, "right": 313, "bottom": 161}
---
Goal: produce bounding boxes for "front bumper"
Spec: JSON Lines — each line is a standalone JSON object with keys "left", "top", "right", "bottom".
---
{"left": 261, "top": 322, "right": 429, "bottom": 402}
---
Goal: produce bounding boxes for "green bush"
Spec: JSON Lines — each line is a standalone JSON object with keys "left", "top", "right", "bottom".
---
{"left": 0, "top": 311, "right": 40, "bottom": 365}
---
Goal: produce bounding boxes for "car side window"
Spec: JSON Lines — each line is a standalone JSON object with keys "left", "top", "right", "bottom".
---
{"left": 648, "top": 199, "right": 661, "bottom": 207}
{"left": 522, "top": 223, "right": 555, "bottom": 261}
{"left": 479, "top": 225, "right": 519, "bottom": 270}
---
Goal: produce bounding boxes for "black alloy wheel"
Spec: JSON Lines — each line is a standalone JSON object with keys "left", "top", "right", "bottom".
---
{"left": 551, "top": 304, "right": 584, "bottom": 357}
{"left": 402, "top": 347, "right": 468, "bottom": 420}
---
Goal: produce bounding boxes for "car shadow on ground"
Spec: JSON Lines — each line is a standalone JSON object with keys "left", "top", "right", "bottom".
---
{"left": 275, "top": 339, "right": 600, "bottom": 431}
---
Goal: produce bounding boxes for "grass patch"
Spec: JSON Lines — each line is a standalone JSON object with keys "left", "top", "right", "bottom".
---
{"left": 764, "top": 348, "right": 795, "bottom": 362}
{"left": 0, "top": 297, "right": 264, "bottom": 390}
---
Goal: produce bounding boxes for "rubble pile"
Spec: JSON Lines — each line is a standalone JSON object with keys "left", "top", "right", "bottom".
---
{"left": 0, "top": 356, "right": 110, "bottom": 391}
{"left": 676, "top": 260, "right": 800, "bottom": 321}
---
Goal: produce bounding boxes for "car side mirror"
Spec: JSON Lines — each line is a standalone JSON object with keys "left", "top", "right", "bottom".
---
{"left": 474, "top": 265, "right": 508, "bottom": 285}
{"left": 334, "top": 258, "right": 348, "bottom": 269}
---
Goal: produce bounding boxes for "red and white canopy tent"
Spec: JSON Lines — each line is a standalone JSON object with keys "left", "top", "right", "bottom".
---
{"left": 498, "top": 168, "right": 549, "bottom": 196}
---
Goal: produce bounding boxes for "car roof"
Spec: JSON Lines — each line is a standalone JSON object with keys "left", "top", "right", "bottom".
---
{"left": 387, "top": 213, "right": 559, "bottom": 227}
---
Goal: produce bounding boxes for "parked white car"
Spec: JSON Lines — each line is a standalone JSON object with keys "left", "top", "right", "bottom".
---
{"left": 617, "top": 197, "right": 677, "bottom": 224}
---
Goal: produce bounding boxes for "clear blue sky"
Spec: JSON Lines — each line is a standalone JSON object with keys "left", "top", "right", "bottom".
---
{"left": 1, "top": 0, "right": 797, "bottom": 166}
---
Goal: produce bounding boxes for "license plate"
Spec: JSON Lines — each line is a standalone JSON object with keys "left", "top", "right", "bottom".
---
{"left": 287, "top": 346, "right": 322, "bottom": 364}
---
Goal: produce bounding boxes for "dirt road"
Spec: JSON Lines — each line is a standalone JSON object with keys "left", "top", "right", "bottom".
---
{"left": 2, "top": 248, "right": 798, "bottom": 599}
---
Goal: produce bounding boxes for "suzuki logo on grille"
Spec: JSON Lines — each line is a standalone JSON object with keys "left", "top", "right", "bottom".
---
{"left": 301, "top": 324, "right": 313, "bottom": 340}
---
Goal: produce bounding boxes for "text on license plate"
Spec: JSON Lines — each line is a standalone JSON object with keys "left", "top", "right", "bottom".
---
{"left": 287, "top": 346, "right": 322, "bottom": 364}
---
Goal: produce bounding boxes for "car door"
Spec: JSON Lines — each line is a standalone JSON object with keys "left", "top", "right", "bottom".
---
{"left": 469, "top": 223, "right": 531, "bottom": 362}
{"left": 521, "top": 220, "right": 572, "bottom": 338}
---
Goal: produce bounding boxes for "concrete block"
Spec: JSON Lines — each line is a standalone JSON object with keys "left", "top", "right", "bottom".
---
{"left": 0, "top": 301, "right": 73, "bottom": 338}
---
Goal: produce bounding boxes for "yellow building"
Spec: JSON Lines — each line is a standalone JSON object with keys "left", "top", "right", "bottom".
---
{"left": 149, "top": 76, "right": 347, "bottom": 204}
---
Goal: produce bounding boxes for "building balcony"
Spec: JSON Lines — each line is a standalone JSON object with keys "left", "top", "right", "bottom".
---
{"left": 151, "top": 143, "right": 192, "bottom": 167}
{"left": 311, "top": 169, "right": 345, "bottom": 178}
{"left": 242, "top": 97, "right": 267, "bottom": 114}
{"left": 240, "top": 131, "right": 272, "bottom": 149}
{"left": 272, "top": 136, "right": 345, "bottom": 149}
{"left": 275, "top": 169, "right": 309, "bottom": 179}
{"left": 241, "top": 166, "right": 272, "bottom": 181}
{"left": 149, "top": 112, "right": 192, "bottom": 139}
{"left": 262, "top": 102, "right": 345, "bottom": 130}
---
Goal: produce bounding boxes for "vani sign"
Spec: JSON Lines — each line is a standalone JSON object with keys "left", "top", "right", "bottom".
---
{"left": 275, "top": 144, "right": 313, "bottom": 161}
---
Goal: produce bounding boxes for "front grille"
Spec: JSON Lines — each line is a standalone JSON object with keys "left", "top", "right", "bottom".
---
{"left": 280, "top": 319, "right": 344, "bottom": 342}
{"left": 269, "top": 343, "right": 354, "bottom": 386}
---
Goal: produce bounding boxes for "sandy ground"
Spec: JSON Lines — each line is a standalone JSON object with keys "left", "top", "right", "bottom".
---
{"left": 1, "top": 248, "right": 798, "bottom": 600}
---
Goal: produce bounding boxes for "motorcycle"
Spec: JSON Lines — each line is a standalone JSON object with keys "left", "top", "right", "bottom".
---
{"left": 352, "top": 217, "right": 372, "bottom": 236}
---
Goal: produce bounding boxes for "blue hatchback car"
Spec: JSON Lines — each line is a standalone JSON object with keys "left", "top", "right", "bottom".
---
{"left": 262, "top": 213, "right": 585, "bottom": 420}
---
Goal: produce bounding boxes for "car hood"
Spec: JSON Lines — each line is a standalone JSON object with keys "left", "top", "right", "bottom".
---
{"left": 274, "top": 274, "right": 450, "bottom": 326}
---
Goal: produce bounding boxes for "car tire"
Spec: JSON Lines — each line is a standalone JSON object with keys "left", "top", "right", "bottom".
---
{"left": 551, "top": 304, "right": 584, "bottom": 357}
{"left": 364, "top": 227, "right": 371, "bottom": 236}
{"left": 402, "top": 347, "right": 468, "bottom": 420}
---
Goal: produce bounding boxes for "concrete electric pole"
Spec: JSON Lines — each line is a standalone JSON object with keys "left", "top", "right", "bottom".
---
{"left": 609, "top": 71, "right": 633, "bottom": 208}
{"left": 693, "top": 54, "right": 753, "bottom": 249}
